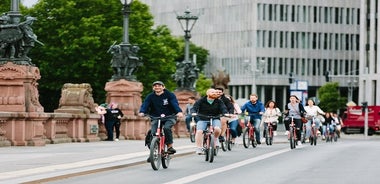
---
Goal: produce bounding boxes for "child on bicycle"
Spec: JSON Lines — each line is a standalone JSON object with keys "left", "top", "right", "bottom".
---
{"left": 262, "top": 100, "right": 281, "bottom": 138}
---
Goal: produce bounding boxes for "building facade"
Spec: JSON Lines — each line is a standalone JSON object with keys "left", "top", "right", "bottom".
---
{"left": 141, "top": 0, "right": 377, "bottom": 109}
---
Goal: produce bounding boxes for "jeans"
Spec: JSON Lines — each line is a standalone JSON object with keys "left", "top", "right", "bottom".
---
{"left": 305, "top": 119, "right": 321, "bottom": 137}
{"left": 251, "top": 118, "right": 261, "bottom": 141}
{"left": 185, "top": 115, "right": 199, "bottom": 132}
{"left": 228, "top": 119, "right": 239, "bottom": 138}
{"left": 105, "top": 120, "right": 116, "bottom": 140}
{"left": 322, "top": 123, "right": 336, "bottom": 136}
{"left": 151, "top": 118, "right": 176, "bottom": 145}
{"left": 196, "top": 119, "right": 221, "bottom": 130}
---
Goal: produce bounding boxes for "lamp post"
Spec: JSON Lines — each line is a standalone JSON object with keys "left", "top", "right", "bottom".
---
{"left": 120, "top": 0, "right": 132, "bottom": 44}
{"left": 108, "top": 0, "right": 140, "bottom": 81}
{"left": 177, "top": 9, "right": 198, "bottom": 64}
{"left": 347, "top": 78, "right": 358, "bottom": 102}
{"left": 174, "top": 9, "right": 199, "bottom": 91}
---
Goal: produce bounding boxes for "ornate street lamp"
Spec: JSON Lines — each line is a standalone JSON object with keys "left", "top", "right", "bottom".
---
{"left": 108, "top": 0, "right": 141, "bottom": 81}
{"left": 176, "top": 9, "right": 198, "bottom": 64}
{"left": 174, "top": 8, "right": 199, "bottom": 91}
{"left": 120, "top": 0, "right": 133, "bottom": 44}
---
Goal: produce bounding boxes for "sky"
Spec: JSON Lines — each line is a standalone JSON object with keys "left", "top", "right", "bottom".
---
{"left": 22, "top": 0, "right": 38, "bottom": 8}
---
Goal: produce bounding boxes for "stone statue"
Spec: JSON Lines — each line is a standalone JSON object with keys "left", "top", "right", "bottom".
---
{"left": 212, "top": 70, "right": 230, "bottom": 91}
{"left": 173, "top": 60, "right": 199, "bottom": 91}
{"left": 107, "top": 42, "right": 141, "bottom": 81}
{"left": 0, "top": 14, "right": 43, "bottom": 65}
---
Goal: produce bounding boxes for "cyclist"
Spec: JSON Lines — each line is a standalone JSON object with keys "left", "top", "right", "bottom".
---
{"left": 191, "top": 88, "right": 229, "bottom": 154}
{"left": 225, "top": 95, "right": 242, "bottom": 144}
{"left": 283, "top": 95, "right": 306, "bottom": 146}
{"left": 304, "top": 99, "right": 325, "bottom": 142}
{"left": 262, "top": 100, "right": 281, "bottom": 138}
{"left": 138, "top": 81, "right": 184, "bottom": 160}
{"left": 184, "top": 96, "right": 199, "bottom": 132}
{"left": 214, "top": 87, "right": 235, "bottom": 143}
{"left": 332, "top": 113, "right": 343, "bottom": 138}
{"left": 322, "top": 112, "right": 335, "bottom": 140}
{"left": 241, "top": 94, "right": 265, "bottom": 145}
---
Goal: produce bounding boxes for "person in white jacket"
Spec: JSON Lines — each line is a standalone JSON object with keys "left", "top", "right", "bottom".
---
{"left": 304, "top": 99, "right": 325, "bottom": 142}
{"left": 262, "top": 100, "right": 282, "bottom": 138}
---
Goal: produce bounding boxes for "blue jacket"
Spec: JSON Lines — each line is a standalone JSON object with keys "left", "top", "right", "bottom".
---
{"left": 139, "top": 89, "right": 182, "bottom": 117}
{"left": 241, "top": 100, "right": 265, "bottom": 120}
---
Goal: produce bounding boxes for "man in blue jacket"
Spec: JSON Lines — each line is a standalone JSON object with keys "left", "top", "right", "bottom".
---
{"left": 241, "top": 94, "right": 265, "bottom": 145}
{"left": 138, "top": 81, "right": 183, "bottom": 161}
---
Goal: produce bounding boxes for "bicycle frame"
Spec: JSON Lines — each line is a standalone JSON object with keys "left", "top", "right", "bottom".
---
{"left": 310, "top": 116, "right": 317, "bottom": 146}
{"left": 242, "top": 114, "right": 257, "bottom": 148}
{"left": 265, "top": 122, "right": 274, "bottom": 145}
{"left": 148, "top": 114, "right": 175, "bottom": 170}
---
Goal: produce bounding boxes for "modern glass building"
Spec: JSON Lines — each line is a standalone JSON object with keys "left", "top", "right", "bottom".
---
{"left": 141, "top": 0, "right": 378, "bottom": 109}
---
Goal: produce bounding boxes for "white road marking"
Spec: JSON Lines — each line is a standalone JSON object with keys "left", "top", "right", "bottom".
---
{"left": 164, "top": 148, "right": 290, "bottom": 184}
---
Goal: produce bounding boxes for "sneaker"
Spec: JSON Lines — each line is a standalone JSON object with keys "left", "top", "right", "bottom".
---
{"left": 167, "top": 147, "right": 176, "bottom": 154}
{"left": 273, "top": 131, "right": 277, "bottom": 136}
{"left": 114, "top": 138, "right": 119, "bottom": 141}
{"left": 219, "top": 136, "right": 225, "bottom": 142}
{"left": 256, "top": 140, "right": 261, "bottom": 145}
{"left": 147, "top": 157, "right": 151, "bottom": 162}
{"left": 322, "top": 135, "right": 326, "bottom": 140}
{"left": 297, "top": 141, "right": 302, "bottom": 146}
{"left": 284, "top": 131, "right": 289, "bottom": 136}
{"left": 261, "top": 138, "right": 265, "bottom": 143}
{"left": 305, "top": 138, "right": 309, "bottom": 143}
{"left": 195, "top": 147, "right": 204, "bottom": 155}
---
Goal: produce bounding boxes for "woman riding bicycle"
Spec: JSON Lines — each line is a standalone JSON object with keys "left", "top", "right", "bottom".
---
{"left": 191, "top": 88, "right": 229, "bottom": 155}
{"left": 283, "top": 95, "right": 306, "bottom": 146}
{"left": 262, "top": 100, "right": 281, "bottom": 138}
{"left": 304, "top": 99, "right": 325, "bottom": 142}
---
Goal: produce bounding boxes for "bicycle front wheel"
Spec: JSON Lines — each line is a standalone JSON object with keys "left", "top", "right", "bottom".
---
{"left": 242, "top": 128, "right": 250, "bottom": 148}
{"left": 190, "top": 125, "right": 196, "bottom": 143}
{"left": 209, "top": 134, "right": 215, "bottom": 163}
{"left": 162, "top": 145, "right": 170, "bottom": 169}
{"left": 289, "top": 128, "right": 295, "bottom": 149}
{"left": 227, "top": 131, "right": 232, "bottom": 151}
{"left": 149, "top": 137, "right": 161, "bottom": 170}
{"left": 204, "top": 134, "right": 209, "bottom": 162}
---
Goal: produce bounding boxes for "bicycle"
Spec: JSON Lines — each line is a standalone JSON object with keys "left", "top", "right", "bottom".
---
{"left": 288, "top": 116, "right": 297, "bottom": 149}
{"left": 242, "top": 114, "right": 257, "bottom": 148}
{"left": 264, "top": 121, "right": 274, "bottom": 146}
{"left": 148, "top": 114, "right": 176, "bottom": 170}
{"left": 189, "top": 117, "right": 196, "bottom": 143}
{"left": 326, "top": 122, "right": 338, "bottom": 142}
{"left": 221, "top": 119, "right": 233, "bottom": 151}
{"left": 301, "top": 119, "right": 307, "bottom": 143}
{"left": 309, "top": 116, "right": 318, "bottom": 146}
{"left": 194, "top": 114, "right": 224, "bottom": 163}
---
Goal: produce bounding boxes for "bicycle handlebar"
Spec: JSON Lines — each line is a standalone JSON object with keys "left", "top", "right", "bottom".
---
{"left": 191, "top": 113, "right": 227, "bottom": 119}
{"left": 147, "top": 114, "right": 177, "bottom": 120}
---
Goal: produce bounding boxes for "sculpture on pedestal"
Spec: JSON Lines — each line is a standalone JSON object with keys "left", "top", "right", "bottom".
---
{"left": 0, "top": 13, "right": 43, "bottom": 66}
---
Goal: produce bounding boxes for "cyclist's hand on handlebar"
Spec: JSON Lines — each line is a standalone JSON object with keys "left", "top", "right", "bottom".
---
{"left": 138, "top": 113, "right": 144, "bottom": 117}
{"left": 191, "top": 113, "right": 197, "bottom": 117}
{"left": 176, "top": 112, "right": 184, "bottom": 118}
{"left": 224, "top": 113, "right": 233, "bottom": 118}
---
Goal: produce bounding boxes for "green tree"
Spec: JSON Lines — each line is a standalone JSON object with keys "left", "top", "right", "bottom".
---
{"left": 19, "top": 0, "right": 208, "bottom": 111}
{"left": 317, "top": 82, "right": 347, "bottom": 112}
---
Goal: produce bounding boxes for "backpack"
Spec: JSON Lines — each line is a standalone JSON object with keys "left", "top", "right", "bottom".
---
{"left": 145, "top": 129, "right": 153, "bottom": 149}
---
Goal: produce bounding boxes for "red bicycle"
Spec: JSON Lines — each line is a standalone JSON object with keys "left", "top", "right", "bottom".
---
{"left": 148, "top": 114, "right": 176, "bottom": 170}
{"left": 242, "top": 114, "right": 257, "bottom": 148}
{"left": 264, "top": 122, "right": 274, "bottom": 146}
{"left": 195, "top": 114, "right": 224, "bottom": 163}
{"left": 221, "top": 119, "right": 233, "bottom": 151}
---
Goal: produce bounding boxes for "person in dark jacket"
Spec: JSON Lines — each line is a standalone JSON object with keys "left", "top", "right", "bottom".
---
{"left": 214, "top": 87, "right": 234, "bottom": 142}
{"left": 138, "top": 81, "right": 184, "bottom": 158}
{"left": 241, "top": 94, "right": 265, "bottom": 144}
{"left": 191, "top": 88, "right": 229, "bottom": 154}
{"left": 109, "top": 102, "right": 124, "bottom": 141}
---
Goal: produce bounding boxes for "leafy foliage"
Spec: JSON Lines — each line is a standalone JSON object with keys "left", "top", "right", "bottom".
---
{"left": 317, "top": 82, "right": 347, "bottom": 112}
{"left": 13, "top": 0, "right": 209, "bottom": 111}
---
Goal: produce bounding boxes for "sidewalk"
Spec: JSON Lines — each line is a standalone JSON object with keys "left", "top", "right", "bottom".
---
{"left": 0, "top": 132, "right": 289, "bottom": 184}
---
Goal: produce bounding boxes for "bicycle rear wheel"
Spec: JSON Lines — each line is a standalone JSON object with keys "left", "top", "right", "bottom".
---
{"left": 242, "top": 128, "right": 250, "bottom": 148}
{"left": 227, "top": 131, "right": 232, "bottom": 151}
{"left": 149, "top": 137, "right": 161, "bottom": 170}
{"left": 269, "top": 128, "right": 273, "bottom": 145}
{"left": 190, "top": 125, "right": 196, "bottom": 143}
